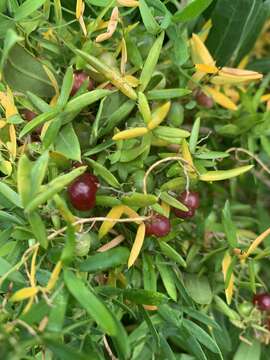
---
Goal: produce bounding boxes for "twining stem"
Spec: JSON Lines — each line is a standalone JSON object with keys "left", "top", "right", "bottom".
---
{"left": 227, "top": 147, "right": 270, "bottom": 175}
{"left": 48, "top": 216, "right": 151, "bottom": 240}
{"left": 143, "top": 156, "right": 199, "bottom": 195}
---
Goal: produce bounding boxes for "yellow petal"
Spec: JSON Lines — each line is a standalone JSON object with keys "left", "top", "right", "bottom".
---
{"left": 112, "top": 127, "right": 148, "bottom": 140}
{"left": 190, "top": 33, "right": 215, "bottom": 66}
{"left": 128, "top": 222, "right": 145, "bottom": 268}
{"left": 46, "top": 260, "right": 63, "bottom": 292}
{"left": 203, "top": 86, "right": 238, "bottom": 111}
{"left": 222, "top": 252, "right": 234, "bottom": 305}
{"left": 195, "top": 63, "right": 218, "bottom": 74}
{"left": 148, "top": 101, "right": 171, "bottom": 130}
{"left": 10, "top": 287, "right": 39, "bottom": 302}
{"left": 99, "top": 205, "right": 125, "bottom": 239}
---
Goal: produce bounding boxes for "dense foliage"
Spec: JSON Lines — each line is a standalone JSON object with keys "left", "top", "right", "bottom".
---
{"left": 1, "top": 0, "right": 270, "bottom": 359}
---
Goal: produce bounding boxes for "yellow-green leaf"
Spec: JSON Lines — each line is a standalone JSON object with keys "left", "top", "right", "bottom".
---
{"left": 10, "top": 287, "right": 39, "bottom": 302}
{"left": 99, "top": 205, "right": 125, "bottom": 239}
{"left": 222, "top": 252, "right": 234, "bottom": 305}
{"left": 199, "top": 165, "right": 253, "bottom": 181}
{"left": 112, "top": 127, "right": 148, "bottom": 140}
{"left": 128, "top": 223, "right": 146, "bottom": 268}
{"left": 203, "top": 86, "right": 237, "bottom": 111}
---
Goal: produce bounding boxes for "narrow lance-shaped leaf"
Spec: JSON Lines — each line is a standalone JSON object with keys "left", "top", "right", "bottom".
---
{"left": 222, "top": 252, "right": 235, "bottom": 305}
{"left": 25, "top": 166, "right": 87, "bottom": 213}
{"left": 128, "top": 222, "right": 146, "bottom": 268}
{"left": 99, "top": 205, "right": 125, "bottom": 239}
{"left": 199, "top": 165, "right": 253, "bottom": 181}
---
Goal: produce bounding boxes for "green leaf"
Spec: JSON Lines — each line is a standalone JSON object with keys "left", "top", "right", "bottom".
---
{"left": 44, "top": 338, "right": 98, "bottom": 360}
{"left": 28, "top": 211, "right": 48, "bottom": 249}
{"left": 122, "top": 193, "right": 157, "bottom": 207}
{"left": 55, "top": 123, "right": 81, "bottom": 162}
{"left": 86, "top": 158, "right": 120, "bottom": 188}
{"left": 0, "top": 29, "right": 23, "bottom": 71}
{"left": 234, "top": 1, "right": 270, "bottom": 64}
{"left": 206, "top": 0, "right": 260, "bottom": 66}
{"left": 222, "top": 201, "right": 238, "bottom": 248}
{"left": 64, "top": 270, "right": 119, "bottom": 336}
{"left": 156, "top": 255, "right": 177, "bottom": 301}
{"left": 184, "top": 274, "right": 212, "bottom": 304}
{"left": 159, "top": 242, "right": 187, "bottom": 268}
{"left": 15, "top": 0, "right": 47, "bottom": 21}
{"left": 64, "top": 270, "right": 130, "bottom": 358}
{"left": 173, "top": 0, "right": 213, "bottom": 22}
{"left": 79, "top": 247, "right": 130, "bottom": 273}
{"left": 0, "top": 257, "right": 25, "bottom": 284}
{"left": 139, "top": 31, "right": 165, "bottom": 92}
{"left": 31, "top": 151, "right": 49, "bottom": 195}
{"left": 189, "top": 117, "right": 200, "bottom": 154}
{"left": 183, "top": 319, "right": 222, "bottom": 356}
{"left": 25, "top": 166, "right": 87, "bottom": 213}
{"left": 61, "top": 225, "right": 75, "bottom": 265}
{"left": 123, "top": 288, "right": 168, "bottom": 305}
{"left": 233, "top": 340, "right": 261, "bottom": 360}
{"left": 160, "top": 192, "right": 188, "bottom": 211}
{"left": 0, "top": 182, "right": 22, "bottom": 208}
{"left": 139, "top": 0, "right": 160, "bottom": 35}
{"left": 3, "top": 44, "right": 55, "bottom": 97}
{"left": 146, "top": 88, "right": 191, "bottom": 100}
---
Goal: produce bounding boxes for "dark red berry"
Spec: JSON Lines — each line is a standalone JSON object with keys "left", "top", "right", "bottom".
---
{"left": 173, "top": 191, "right": 200, "bottom": 219}
{"left": 67, "top": 173, "right": 98, "bottom": 211}
{"left": 21, "top": 109, "right": 42, "bottom": 137}
{"left": 21, "top": 109, "right": 37, "bottom": 121}
{"left": 179, "top": 191, "right": 200, "bottom": 210}
{"left": 71, "top": 71, "right": 94, "bottom": 96}
{"left": 253, "top": 293, "right": 270, "bottom": 311}
{"left": 145, "top": 214, "right": 171, "bottom": 237}
{"left": 174, "top": 207, "right": 195, "bottom": 219}
{"left": 195, "top": 89, "right": 214, "bottom": 109}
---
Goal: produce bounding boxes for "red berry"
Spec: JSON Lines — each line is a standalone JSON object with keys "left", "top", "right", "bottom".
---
{"left": 21, "top": 109, "right": 42, "bottom": 136}
{"left": 174, "top": 207, "right": 195, "bottom": 219}
{"left": 253, "top": 293, "right": 270, "bottom": 311}
{"left": 173, "top": 191, "right": 200, "bottom": 219}
{"left": 21, "top": 109, "right": 37, "bottom": 121}
{"left": 71, "top": 71, "right": 94, "bottom": 96}
{"left": 145, "top": 214, "right": 171, "bottom": 237}
{"left": 195, "top": 89, "right": 214, "bottom": 109}
{"left": 67, "top": 173, "right": 98, "bottom": 211}
{"left": 179, "top": 191, "right": 200, "bottom": 210}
